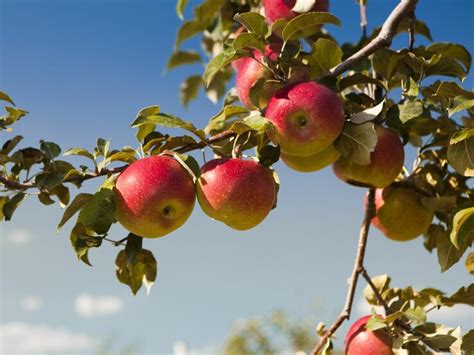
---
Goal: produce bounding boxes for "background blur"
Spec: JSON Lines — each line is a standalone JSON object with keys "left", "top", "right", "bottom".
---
{"left": 1, "top": 0, "right": 473, "bottom": 353}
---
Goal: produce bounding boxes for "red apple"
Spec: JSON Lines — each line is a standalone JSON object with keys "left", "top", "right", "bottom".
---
{"left": 235, "top": 44, "right": 282, "bottom": 109}
{"left": 265, "top": 81, "right": 345, "bottom": 157}
{"left": 196, "top": 158, "right": 276, "bottom": 230}
{"left": 333, "top": 126, "right": 404, "bottom": 188}
{"left": 114, "top": 155, "right": 195, "bottom": 238}
{"left": 280, "top": 144, "right": 340, "bottom": 172}
{"left": 264, "top": 0, "right": 329, "bottom": 23}
{"left": 370, "top": 187, "right": 434, "bottom": 242}
{"left": 344, "top": 315, "right": 393, "bottom": 355}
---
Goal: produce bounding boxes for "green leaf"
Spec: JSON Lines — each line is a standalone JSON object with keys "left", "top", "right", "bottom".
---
{"left": 203, "top": 51, "right": 243, "bottom": 87}
{"left": 180, "top": 75, "right": 202, "bottom": 107}
{"left": 205, "top": 105, "right": 249, "bottom": 134}
{"left": 363, "top": 274, "right": 391, "bottom": 305}
{"left": 1, "top": 135, "right": 23, "bottom": 155}
{"left": 40, "top": 140, "right": 61, "bottom": 160}
{"left": 398, "top": 100, "right": 423, "bottom": 123}
{"left": 281, "top": 12, "right": 341, "bottom": 41}
{"left": 57, "top": 193, "right": 93, "bottom": 232}
{"left": 64, "top": 147, "right": 95, "bottom": 161}
{"left": 242, "top": 112, "right": 272, "bottom": 132}
{"left": 448, "top": 284, "right": 474, "bottom": 306}
{"left": 425, "top": 57, "right": 467, "bottom": 81}
{"left": 78, "top": 188, "right": 116, "bottom": 235}
{"left": 436, "top": 229, "right": 464, "bottom": 272}
{"left": 395, "top": 18, "right": 432, "bottom": 41}
{"left": 2, "top": 192, "right": 26, "bottom": 221}
{"left": 447, "top": 130, "right": 474, "bottom": 177}
{"left": 132, "top": 106, "right": 205, "bottom": 140}
{"left": 404, "top": 306, "right": 426, "bottom": 325}
{"left": 0, "top": 196, "right": 8, "bottom": 220}
{"left": 465, "top": 252, "right": 474, "bottom": 274}
{"left": 167, "top": 50, "right": 201, "bottom": 70}
{"left": 257, "top": 145, "right": 280, "bottom": 168}
{"left": 365, "top": 315, "right": 387, "bottom": 331}
{"left": 306, "top": 38, "right": 342, "bottom": 77}
{"left": 449, "top": 96, "right": 474, "bottom": 117}
{"left": 450, "top": 207, "right": 474, "bottom": 249}
{"left": 462, "top": 330, "right": 474, "bottom": 352}
{"left": 350, "top": 100, "right": 385, "bottom": 124}
{"left": 427, "top": 42, "right": 472, "bottom": 72}
{"left": 334, "top": 122, "right": 377, "bottom": 165}
{"left": 0, "top": 91, "right": 15, "bottom": 105}
{"left": 176, "top": 20, "right": 206, "bottom": 47}
{"left": 176, "top": 0, "right": 189, "bottom": 20}
{"left": 232, "top": 32, "right": 265, "bottom": 53}
{"left": 339, "top": 73, "right": 386, "bottom": 92}
{"left": 69, "top": 222, "right": 101, "bottom": 266}
{"left": 234, "top": 12, "right": 269, "bottom": 38}
{"left": 115, "top": 237, "right": 157, "bottom": 295}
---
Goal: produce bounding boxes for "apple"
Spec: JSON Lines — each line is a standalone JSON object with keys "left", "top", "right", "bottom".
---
{"left": 114, "top": 155, "right": 195, "bottom": 238}
{"left": 370, "top": 187, "right": 434, "bottom": 242}
{"left": 235, "top": 44, "right": 283, "bottom": 109}
{"left": 265, "top": 81, "right": 345, "bottom": 157}
{"left": 196, "top": 158, "right": 276, "bottom": 230}
{"left": 333, "top": 126, "right": 404, "bottom": 188}
{"left": 264, "top": 0, "right": 330, "bottom": 23}
{"left": 344, "top": 315, "right": 393, "bottom": 355}
{"left": 280, "top": 144, "right": 340, "bottom": 172}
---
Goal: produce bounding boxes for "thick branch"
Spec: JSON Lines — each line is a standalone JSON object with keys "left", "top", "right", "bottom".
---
{"left": 328, "top": 0, "right": 419, "bottom": 77}
{"left": 0, "top": 130, "right": 236, "bottom": 192}
{"left": 311, "top": 188, "right": 376, "bottom": 355}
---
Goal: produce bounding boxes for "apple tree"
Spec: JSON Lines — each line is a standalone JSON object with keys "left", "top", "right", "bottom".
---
{"left": 1, "top": 0, "right": 473, "bottom": 353}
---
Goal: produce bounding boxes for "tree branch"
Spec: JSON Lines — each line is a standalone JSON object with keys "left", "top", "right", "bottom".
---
{"left": 311, "top": 188, "right": 376, "bottom": 355}
{"left": 328, "top": 0, "right": 419, "bottom": 77}
{"left": 359, "top": 266, "right": 390, "bottom": 314}
{"left": 0, "top": 130, "right": 236, "bottom": 192}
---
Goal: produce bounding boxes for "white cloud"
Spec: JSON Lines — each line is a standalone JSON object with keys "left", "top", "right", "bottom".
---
{"left": 173, "top": 341, "right": 218, "bottom": 355}
{"left": 429, "top": 304, "right": 473, "bottom": 324}
{"left": 4, "top": 228, "right": 32, "bottom": 245}
{"left": 0, "top": 322, "right": 97, "bottom": 354}
{"left": 20, "top": 296, "right": 43, "bottom": 312}
{"left": 74, "top": 293, "right": 124, "bottom": 318}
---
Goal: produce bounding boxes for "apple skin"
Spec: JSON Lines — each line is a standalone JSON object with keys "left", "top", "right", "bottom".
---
{"left": 265, "top": 81, "right": 345, "bottom": 157}
{"left": 235, "top": 44, "right": 283, "bottom": 109}
{"left": 333, "top": 126, "right": 404, "bottom": 188}
{"left": 344, "top": 315, "right": 393, "bottom": 355}
{"left": 280, "top": 144, "right": 340, "bottom": 172}
{"left": 370, "top": 187, "right": 434, "bottom": 242}
{"left": 114, "top": 155, "right": 195, "bottom": 238}
{"left": 264, "top": 0, "right": 330, "bottom": 23}
{"left": 197, "top": 158, "right": 276, "bottom": 230}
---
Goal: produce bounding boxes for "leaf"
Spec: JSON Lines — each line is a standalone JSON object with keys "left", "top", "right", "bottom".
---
{"left": 57, "top": 193, "right": 93, "bottom": 232}
{"left": 203, "top": 51, "right": 243, "bottom": 87}
{"left": 69, "top": 222, "right": 101, "bottom": 266}
{"left": 450, "top": 207, "right": 474, "bottom": 249}
{"left": 205, "top": 105, "right": 248, "bottom": 134}
{"left": 175, "top": 20, "right": 206, "bottom": 47}
{"left": 448, "top": 97, "right": 474, "bottom": 117}
{"left": 306, "top": 38, "right": 342, "bottom": 77}
{"left": 395, "top": 18, "right": 433, "bottom": 41}
{"left": 0, "top": 91, "right": 15, "bottom": 105}
{"left": 40, "top": 140, "right": 61, "bottom": 160}
{"left": 334, "top": 122, "right": 377, "bottom": 165}
{"left": 462, "top": 330, "right": 474, "bottom": 352}
{"left": 365, "top": 315, "right": 387, "bottom": 331}
{"left": 234, "top": 12, "right": 269, "bottom": 38}
{"left": 427, "top": 42, "right": 472, "bottom": 72}
{"left": 420, "top": 196, "right": 456, "bottom": 212}
{"left": 350, "top": 100, "right": 385, "bottom": 124}
{"left": 398, "top": 100, "right": 423, "bottom": 123}
{"left": 339, "top": 73, "right": 386, "bottom": 92}
{"left": 404, "top": 306, "right": 426, "bottom": 325}
{"left": 115, "top": 236, "right": 157, "bottom": 295}
{"left": 281, "top": 12, "right": 341, "bottom": 41}
{"left": 2, "top": 192, "right": 26, "bottom": 221}
{"left": 436, "top": 229, "right": 464, "bottom": 272}
{"left": 465, "top": 252, "right": 474, "bottom": 274}
{"left": 448, "top": 284, "right": 474, "bottom": 307}
{"left": 447, "top": 131, "right": 474, "bottom": 177}
{"left": 132, "top": 106, "right": 205, "bottom": 140}
{"left": 0, "top": 196, "right": 8, "bottom": 220}
{"left": 1, "top": 135, "right": 23, "bottom": 155}
{"left": 167, "top": 50, "right": 201, "bottom": 70}
{"left": 78, "top": 188, "right": 116, "bottom": 235}
{"left": 425, "top": 57, "right": 467, "bottom": 81}
{"left": 242, "top": 112, "right": 272, "bottom": 132}
{"left": 232, "top": 32, "right": 265, "bottom": 53}
{"left": 64, "top": 147, "right": 95, "bottom": 161}
{"left": 176, "top": 0, "right": 189, "bottom": 20}
{"left": 180, "top": 75, "right": 202, "bottom": 107}
{"left": 363, "top": 274, "right": 391, "bottom": 305}
{"left": 257, "top": 145, "right": 280, "bottom": 168}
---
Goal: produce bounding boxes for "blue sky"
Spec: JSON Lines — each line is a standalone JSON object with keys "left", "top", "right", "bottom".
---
{"left": 0, "top": 0, "right": 473, "bottom": 353}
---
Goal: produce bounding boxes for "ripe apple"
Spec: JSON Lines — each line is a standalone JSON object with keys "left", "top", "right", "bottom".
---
{"left": 370, "top": 187, "right": 434, "bottom": 242}
{"left": 196, "top": 158, "right": 276, "bottom": 230}
{"left": 264, "top": 0, "right": 330, "bottom": 23}
{"left": 333, "top": 126, "right": 404, "bottom": 188}
{"left": 344, "top": 315, "right": 393, "bottom": 355}
{"left": 265, "top": 81, "right": 345, "bottom": 157}
{"left": 280, "top": 144, "right": 340, "bottom": 172}
{"left": 114, "top": 155, "right": 195, "bottom": 238}
{"left": 235, "top": 44, "right": 282, "bottom": 109}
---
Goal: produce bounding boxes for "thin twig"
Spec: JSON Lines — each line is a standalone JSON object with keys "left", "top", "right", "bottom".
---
{"left": 408, "top": 9, "right": 416, "bottom": 51}
{"left": 311, "top": 188, "right": 376, "bottom": 355}
{"left": 326, "top": 0, "right": 419, "bottom": 78}
{"left": 359, "top": 266, "right": 390, "bottom": 315}
{"left": 359, "top": 0, "right": 368, "bottom": 39}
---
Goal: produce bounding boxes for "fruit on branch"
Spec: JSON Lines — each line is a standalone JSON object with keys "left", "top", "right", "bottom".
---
{"left": 280, "top": 144, "right": 340, "bottom": 172}
{"left": 333, "top": 126, "right": 404, "bottom": 188}
{"left": 235, "top": 44, "right": 283, "bottom": 109}
{"left": 263, "top": 0, "right": 329, "bottom": 23}
{"left": 114, "top": 155, "right": 195, "bottom": 238}
{"left": 196, "top": 158, "right": 276, "bottom": 230}
{"left": 344, "top": 315, "right": 393, "bottom": 355}
{"left": 265, "top": 81, "right": 344, "bottom": 157}
{"left": 370, "top": 187, "right": 434, "bottom": 242}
